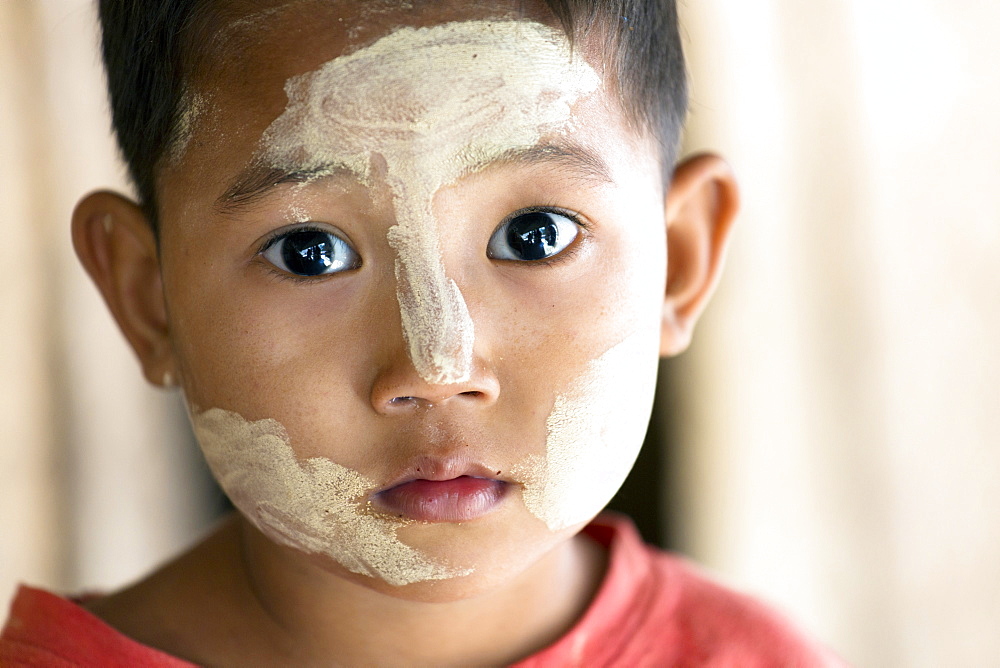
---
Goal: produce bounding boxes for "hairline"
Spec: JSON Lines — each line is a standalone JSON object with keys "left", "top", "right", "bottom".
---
{"left": 101, "top": 0, "right": 687, "bottom": 232}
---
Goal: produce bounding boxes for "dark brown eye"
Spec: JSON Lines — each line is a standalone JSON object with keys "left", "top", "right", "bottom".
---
{"left": 487, "top": 211, "right": 579, "bottom": 262}
{"left": 262, "top": 228, "right": 359, "bottom": 276}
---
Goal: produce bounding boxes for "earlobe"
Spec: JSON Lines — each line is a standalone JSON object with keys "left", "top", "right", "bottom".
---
{"left": 660, "top": 153, "right": 740, "bottom": 357}
{"left": 71, "top": 191, "right": 175, "bottom": 387}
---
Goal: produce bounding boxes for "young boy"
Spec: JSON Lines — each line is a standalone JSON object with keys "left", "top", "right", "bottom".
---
{"left": 2, "top": 0, "right": 844, "bottom": 665}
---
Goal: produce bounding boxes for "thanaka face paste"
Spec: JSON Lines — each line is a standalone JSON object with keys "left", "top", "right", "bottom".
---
{"left": 191, "top": 407, "right": 470, "bottom": 586}
{"left": 258, "top": 20, "right": 600, "bottom": 384}
{"left": 515, "top": 325, "right": 662, "bottom": 532}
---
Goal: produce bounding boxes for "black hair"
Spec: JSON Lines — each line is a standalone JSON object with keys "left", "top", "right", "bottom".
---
{"left": 97, "top": 0, "right": 687, "bottom": 230}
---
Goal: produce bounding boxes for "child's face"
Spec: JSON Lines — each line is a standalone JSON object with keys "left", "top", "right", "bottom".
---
{"left": 150, "top": 1, "right": 671, "bottom": 596}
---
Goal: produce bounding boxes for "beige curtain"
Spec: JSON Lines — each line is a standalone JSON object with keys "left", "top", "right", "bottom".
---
{"left": 675, "top": 1, "right": 1000, "bottom": 665}
{"left": 0, "top": 0, "right": 213, "bottom": 603}
{"left": 2, "top": 1, "right": 998, "bottom": 666}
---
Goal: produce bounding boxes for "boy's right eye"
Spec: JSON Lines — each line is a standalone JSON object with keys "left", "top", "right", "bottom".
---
{"left": 260, "top": 227, "right": 360, "bottom": 277}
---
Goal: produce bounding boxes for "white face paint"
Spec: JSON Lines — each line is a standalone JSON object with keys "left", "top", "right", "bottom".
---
{"left": 514, "top": 324, "right": 662, "bottom": 532}
{"left": 259, "top": 20, "right": 600, "bottom": 384}
{"left": 168, "top": 90, "right": 206, "bottom": 165}
{"left": 191, "top": 408, "right": 471, "bottom": 586}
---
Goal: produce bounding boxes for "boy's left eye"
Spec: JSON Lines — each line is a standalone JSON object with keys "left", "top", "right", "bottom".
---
{"left": 487, "top": 210, "right": 580, "bottom": 262}
{"left": 260, "top": 227, "right": 360, "bottom": 277}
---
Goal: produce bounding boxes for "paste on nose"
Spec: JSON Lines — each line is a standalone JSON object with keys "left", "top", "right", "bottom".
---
{"left": 388, "top": 195, "right": 475, "bottom": 385}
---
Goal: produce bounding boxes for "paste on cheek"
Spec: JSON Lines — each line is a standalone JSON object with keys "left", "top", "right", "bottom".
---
{"left": 514, "top": 326, "right": 661, "bottom": 532}
{"left": 191, "top": 408, "right": 471, "bottom": 586}
{"left": 259, "top": 20, "right": 600, "bottom": 384}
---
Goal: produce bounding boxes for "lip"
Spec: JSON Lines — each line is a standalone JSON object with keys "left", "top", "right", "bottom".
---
{"left": 373, "top": 475, "right": 509, "bottom": 522}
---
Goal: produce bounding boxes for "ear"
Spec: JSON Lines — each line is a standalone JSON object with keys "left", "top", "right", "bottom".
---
{"left": 660, "top": 153, "right": 740, "bottom": 357}
{"left": 72, "top": 191, "right": 176, "bottom": 387}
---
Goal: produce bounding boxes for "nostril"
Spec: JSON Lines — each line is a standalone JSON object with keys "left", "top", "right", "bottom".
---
{"left": 382, "top": 390, "right": 490, "bottom": 411}
{"left": 460, "top": 391, "right": 482, "bottom": 397}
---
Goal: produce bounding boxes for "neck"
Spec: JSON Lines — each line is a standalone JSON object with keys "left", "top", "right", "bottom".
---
{"left": 225, "top": 516, "right": 606, "bottom": 666}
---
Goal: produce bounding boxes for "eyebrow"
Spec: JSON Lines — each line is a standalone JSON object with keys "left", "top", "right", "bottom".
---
{"left": 472, "top": 141, "right": 613, "bottom": 186}
{"left": 215, "top": 162, "right": 356, "bottom": 214}
{"left": 214, "top": 140, "right": 612, "bottom": 214}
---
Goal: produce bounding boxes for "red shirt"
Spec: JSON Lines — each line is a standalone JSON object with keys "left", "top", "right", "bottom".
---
{"left": 1, "top": 515, "right": 845, "bottom": 667}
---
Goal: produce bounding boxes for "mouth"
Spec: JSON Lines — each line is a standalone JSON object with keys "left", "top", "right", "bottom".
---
{"left": 372, "top": 475, "right": 509, "bottom": 523}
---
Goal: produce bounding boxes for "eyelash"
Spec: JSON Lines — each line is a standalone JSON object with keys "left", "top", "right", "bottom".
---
{"left": 255, "top": 224, "right": 331, "bottom": 255}
{"left": 265, "top": 269, "right": 331, "bottom": 285}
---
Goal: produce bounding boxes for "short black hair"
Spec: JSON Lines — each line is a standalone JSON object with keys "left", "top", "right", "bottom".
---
{"left": 97, "top": 0, "right": 687, "bottom": 231}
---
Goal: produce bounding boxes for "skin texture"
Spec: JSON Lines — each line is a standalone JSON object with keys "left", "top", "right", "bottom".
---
{"left": 71, "top": 1, "right": 739, "bottom": 664}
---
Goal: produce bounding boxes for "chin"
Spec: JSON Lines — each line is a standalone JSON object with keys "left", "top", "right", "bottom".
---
{"left": 294, "top": 505, "right": 580, "bottom": 603}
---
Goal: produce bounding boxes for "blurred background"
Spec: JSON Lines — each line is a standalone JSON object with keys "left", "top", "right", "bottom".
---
{"left": 2, "top": 1, "right": 999, "bottom": 665}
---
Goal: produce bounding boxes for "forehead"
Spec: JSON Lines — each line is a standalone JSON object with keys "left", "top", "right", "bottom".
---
{"left": 193, "top": 0, "right": 621, "bottom": 124}
{"left": 193, "top": 0, "right": 566, "bottom": 100}
{"left": 161, "top": 0, "right": 654, "bottom": 213}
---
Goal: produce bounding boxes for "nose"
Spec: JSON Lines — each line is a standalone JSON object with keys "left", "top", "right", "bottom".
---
{"left": 392, "top": 248, "right": 477, "bottom": 386}
{"left": 370, "top": 354, "right": 500, "bottom": 414}
{"left": 378, "top": 197, "right": 492, "bottom": 412}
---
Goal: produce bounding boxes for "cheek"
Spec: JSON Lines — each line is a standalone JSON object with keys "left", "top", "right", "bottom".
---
{"left": 165, "top": 256, "right": 369, "bottom": 414}
{"left": 498, "top": 205, "right": 666, "bottom": 531}
{"left": 515, "top": 322, "right": 662, "bottom": 531}
{"left": 191, "top": 407, "right": 471, "bottom": 586}
{"left": 165, "top": 264, "right": 397, "bottom": 471}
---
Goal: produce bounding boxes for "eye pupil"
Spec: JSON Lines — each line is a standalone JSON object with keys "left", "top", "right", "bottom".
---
{"left": 282, "top": 230, "right": 336, "bottom": 275}
{"left": 506, "top": 212, "right": 561, "bottom": 261}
